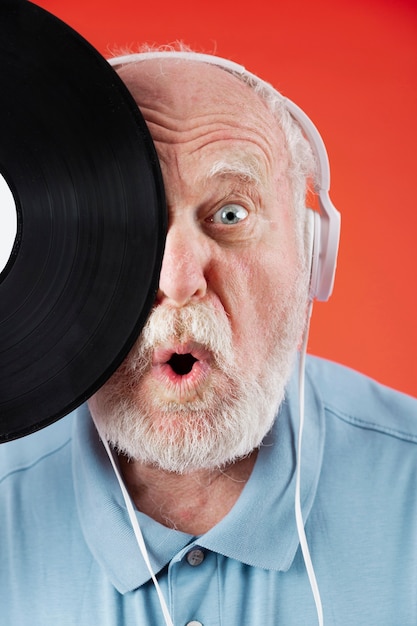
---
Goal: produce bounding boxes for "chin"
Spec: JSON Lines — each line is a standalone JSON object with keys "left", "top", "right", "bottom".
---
{"left": 90, "top": 366, "right": 287, "bottom": 474}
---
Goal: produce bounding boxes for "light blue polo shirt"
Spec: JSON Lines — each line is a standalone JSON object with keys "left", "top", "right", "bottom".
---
{"left": 1, "top": 355, "right": 417, "bottom": 625}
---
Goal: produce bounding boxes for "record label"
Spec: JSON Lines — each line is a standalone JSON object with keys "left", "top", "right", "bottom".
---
{"left": 0, "top": 171, "right": 18, "bottom": 278}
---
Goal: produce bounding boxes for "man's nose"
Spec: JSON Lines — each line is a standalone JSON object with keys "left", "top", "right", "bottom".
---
{"left": 156, "top": 223, "right": 208, "bottom": 307}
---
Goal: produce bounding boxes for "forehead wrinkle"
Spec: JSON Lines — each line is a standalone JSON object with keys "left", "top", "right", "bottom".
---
{"left": 120, "top": 59, "right": 282, "bottom": 155}
{"left": 151, "top": 126, "right": 278, "bottom": 188}
{"left": 140, "top": 104, "right": 276, "bottom": 154}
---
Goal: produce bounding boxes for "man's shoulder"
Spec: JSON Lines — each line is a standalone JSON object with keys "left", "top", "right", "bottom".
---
{"left": 305, "top": 354, "right": 417, "bottom": 443}
{"left": 0, "top": 411, "right": 74, "bottom": 481}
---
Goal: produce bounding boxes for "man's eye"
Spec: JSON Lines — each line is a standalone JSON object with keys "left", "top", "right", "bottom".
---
{"left": 212, "top": 204, "right": 249, "bottom": 225}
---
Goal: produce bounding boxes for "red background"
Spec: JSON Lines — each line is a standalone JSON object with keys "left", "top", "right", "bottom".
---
{"left": 35, "top": 0, "right": 417, "bottom": 397}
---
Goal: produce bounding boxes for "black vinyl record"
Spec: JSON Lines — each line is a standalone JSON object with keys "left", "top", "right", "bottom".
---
{"left": 0, "top": 0, "right": 167, "bottom": 441}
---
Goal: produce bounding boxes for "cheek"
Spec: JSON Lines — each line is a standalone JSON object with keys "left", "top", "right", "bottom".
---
{"left": 213, "top": 249, "right": 296, "bottom": 354}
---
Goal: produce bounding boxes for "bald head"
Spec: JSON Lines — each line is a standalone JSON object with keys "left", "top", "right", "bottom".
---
{"left": 116, "top": 58, "right": 275, "bottom": 130}
{"left": 118, "top": 60, "right": 285, "bottom": 162}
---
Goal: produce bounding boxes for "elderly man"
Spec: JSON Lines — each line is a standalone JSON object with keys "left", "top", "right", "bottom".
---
{"left": 1, "top": 50, "right": 416, "bottom": 626}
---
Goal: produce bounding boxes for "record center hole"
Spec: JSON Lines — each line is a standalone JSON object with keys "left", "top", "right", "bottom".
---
{"left": 168, "top": 353, "right": 198, "bottom": 375}
{"left": 0, "top": 171, "right": 18, "bottom": 278}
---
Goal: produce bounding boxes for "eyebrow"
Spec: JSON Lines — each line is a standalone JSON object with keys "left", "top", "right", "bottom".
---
{"left": 206, "top": 157, "right": 264, "bottom": 187}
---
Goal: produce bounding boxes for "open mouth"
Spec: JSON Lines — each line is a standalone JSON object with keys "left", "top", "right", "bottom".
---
{"left": 151, "top": 344, "right": 212, "bottom": 390}
{"left": 167, "top": 353, "right": 198, "bottom": 376}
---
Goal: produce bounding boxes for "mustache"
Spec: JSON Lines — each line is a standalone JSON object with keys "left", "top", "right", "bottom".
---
{"left": 124, "top": 301, "right": 235, "bottom": 373}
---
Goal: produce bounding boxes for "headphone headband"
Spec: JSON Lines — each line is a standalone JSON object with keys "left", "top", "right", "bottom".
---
{"left": 109, "top": 51, "right": 341, "bottom": 301}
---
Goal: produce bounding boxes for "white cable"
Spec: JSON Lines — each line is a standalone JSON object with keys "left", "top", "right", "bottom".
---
{"left": 295, "top": 300, "right": 324, "bottom": 626}
{"left": 92, "top": 416, "right": 174, "bottom": 626}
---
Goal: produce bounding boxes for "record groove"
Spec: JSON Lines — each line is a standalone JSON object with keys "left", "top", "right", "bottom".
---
{"left": 0, "top": 0, "right": 166, "bottom": 441}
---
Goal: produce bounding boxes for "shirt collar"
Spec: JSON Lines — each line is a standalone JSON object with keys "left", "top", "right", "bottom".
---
{"left": 72, "top": 360, "right": 325, "bottom": 592}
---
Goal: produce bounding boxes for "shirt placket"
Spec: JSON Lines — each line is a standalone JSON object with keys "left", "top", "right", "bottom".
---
{"left": 168, "top": 545, "right": 220, "bottom": 626}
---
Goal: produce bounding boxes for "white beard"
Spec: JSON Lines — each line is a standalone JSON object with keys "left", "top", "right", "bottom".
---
{"left": 89, "top": 277, "right": 308, "bottom": 474}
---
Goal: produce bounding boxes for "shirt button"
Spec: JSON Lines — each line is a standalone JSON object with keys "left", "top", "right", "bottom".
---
{"left": 186, "top": 622, "right": 203, "bottom": 626}
{"left": 186, "top": 548, "right": 205, "bottom": 566}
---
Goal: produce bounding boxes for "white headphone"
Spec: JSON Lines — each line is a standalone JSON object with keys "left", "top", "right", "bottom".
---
{"left": 108, "top": 51, "right": 341, "bottom": 302}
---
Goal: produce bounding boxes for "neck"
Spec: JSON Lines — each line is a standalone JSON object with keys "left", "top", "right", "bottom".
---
{"left": 119, "top": 451, "right": 258, "bottom": 535}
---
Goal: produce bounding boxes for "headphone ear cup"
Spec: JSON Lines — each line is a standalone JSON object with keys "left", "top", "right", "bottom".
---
{"left": 306, "top": 208, "right": 321, "bottom": 301}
